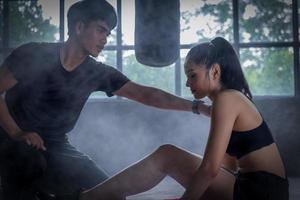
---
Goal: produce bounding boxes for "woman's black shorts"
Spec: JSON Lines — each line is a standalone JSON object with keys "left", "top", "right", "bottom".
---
{"left": 233, "top": 171, "right": 289, "bottom": 200}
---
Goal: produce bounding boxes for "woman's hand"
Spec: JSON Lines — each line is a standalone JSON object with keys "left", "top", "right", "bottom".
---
{"left": 11, "top": 131, "right": 47, "bottom": 151}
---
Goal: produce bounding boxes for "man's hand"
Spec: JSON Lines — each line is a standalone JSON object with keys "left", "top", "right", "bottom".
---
{"left": 11, "top": 131, "right": 46, "bottom": 151}
{"left": 197, "top": 102, "right": 212, "bottom": 117}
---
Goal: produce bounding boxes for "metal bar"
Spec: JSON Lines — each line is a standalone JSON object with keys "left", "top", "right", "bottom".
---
{"left": 59, "top": 0, "right": 65, "bottom": 42}
{"left": 292, "top": 0, "right": 299, "bottom": 96}
{"left": 232, "top": 0, "right": 239, "bottom": 54}
{"left": 116, "top": 0, "right": 122, "bottom": 72}
{"left": 239, "top": 42, "right": 296, "bottom": 48}
{"left": 115, "top": 0, "right": 123, "bottom": 100}
{"left": 175, "top": 58, "right": 181, "bottom": 96}
{"left": 3, "top": 0, "right": 9, "bottom": 50}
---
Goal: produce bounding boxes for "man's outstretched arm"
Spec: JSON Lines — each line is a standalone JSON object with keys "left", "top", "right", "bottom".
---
{"left": 113, "top": 81, "right": 211, "bottom": 117}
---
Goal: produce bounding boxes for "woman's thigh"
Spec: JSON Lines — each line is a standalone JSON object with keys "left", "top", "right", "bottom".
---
{"left": 201, "top": 169, "right": 235, "bottom": 200}
{"left": 157, "top": 144, "right": 235, "bottom": 200}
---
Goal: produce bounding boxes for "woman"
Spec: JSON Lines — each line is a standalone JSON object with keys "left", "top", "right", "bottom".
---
{"left": 74, "top": 37, "right": 289, "bottom": 200}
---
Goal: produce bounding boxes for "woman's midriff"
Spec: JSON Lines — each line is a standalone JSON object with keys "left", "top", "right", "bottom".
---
{"left": 237, "top": 144, "right": 286, "bottom": 179}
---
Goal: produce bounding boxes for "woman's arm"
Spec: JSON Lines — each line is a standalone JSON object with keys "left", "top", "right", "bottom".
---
{"left": 181, "top": 91, "right": 240, "bottom": 200}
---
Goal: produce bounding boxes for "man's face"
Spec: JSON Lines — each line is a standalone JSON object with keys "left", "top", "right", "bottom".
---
{"left": 77, "top": 19, "right": 111, "bottom": 57}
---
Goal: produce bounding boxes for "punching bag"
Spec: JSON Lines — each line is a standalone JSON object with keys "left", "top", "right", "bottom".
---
{"left": 135, "top": 0, "right": 180, "bottom": 67}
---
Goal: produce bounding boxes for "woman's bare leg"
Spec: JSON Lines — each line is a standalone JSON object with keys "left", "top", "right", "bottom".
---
{"left": 80, "top": 144, "right": 235, "bottom": 200}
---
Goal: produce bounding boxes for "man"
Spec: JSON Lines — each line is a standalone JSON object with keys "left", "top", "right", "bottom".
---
{"left": 0, "top": 0, "right": 210, "bottom": 199}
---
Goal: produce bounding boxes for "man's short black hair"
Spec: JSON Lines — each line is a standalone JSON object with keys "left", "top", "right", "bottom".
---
{"left": 67, "top": 0, "right": 117, "bottom": 36}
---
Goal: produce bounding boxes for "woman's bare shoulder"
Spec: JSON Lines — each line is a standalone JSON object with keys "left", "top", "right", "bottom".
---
{"left": 214, "top": 89, "right": 244, "bottom": 104}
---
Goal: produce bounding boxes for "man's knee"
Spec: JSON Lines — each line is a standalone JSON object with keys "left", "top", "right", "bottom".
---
{"left": 0, "top": 139, "right": 47, "bottom": 183}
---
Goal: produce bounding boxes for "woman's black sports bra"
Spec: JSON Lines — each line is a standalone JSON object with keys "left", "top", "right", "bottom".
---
{"left": 226, "top": 120, "right": 274, "bottom": 159}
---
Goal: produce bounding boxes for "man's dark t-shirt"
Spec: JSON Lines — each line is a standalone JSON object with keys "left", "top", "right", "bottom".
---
{"left": 3, "top": 42, "right": 130, "bottom": 139}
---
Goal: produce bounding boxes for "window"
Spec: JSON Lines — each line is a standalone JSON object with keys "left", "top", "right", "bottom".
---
{"left": 239, "top": 0, "right": 293, "bottom": 42}
{"left": 180, "top": 0, "right": 233, "bottom": 44}
{"left": 0, "top": 0, "right": 299, "bottom": 97}
{"left": 123, "top": 50, "right": 175, "bottom": 94}
{"left": 238, "top": 0, "right": 294, "bottom": 96}
{"left": 8, "top": 0, "right": 59, "bottom": 47}
{"left": 240, "top": 47, "right": 294, "bottom": 96}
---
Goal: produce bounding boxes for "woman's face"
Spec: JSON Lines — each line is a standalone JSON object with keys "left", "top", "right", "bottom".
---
{"left": 184, "top": 61, "right": 211, "bottom": 99}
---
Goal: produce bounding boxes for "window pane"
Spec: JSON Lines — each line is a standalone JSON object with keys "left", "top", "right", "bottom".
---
{"left": 180, "top": 0, "right": 233, "bottom": 44}
{"left": 65, "top": 0, "right": 117, "bottom": 45}
{"left": 239, "top": 0, "right": 292, "bottom": 42}
{"left": 9, "top": 0, "right": 59, "bottom": 47}
{"left": 122, "top": 0, "right": 134, "bottom": 45}
{"left": 240, "top": 48, "right": 294, "bottom": 96}
{"left": 95, "top": 50, "right": 117, "bottom": 67}
{"left": 123, "top": 50, "right": 175, "bottom": 94}
{"left": 90, "top": 50, "right": 117, "bottom": 98}
{"left": 180, "top": 49, "right": 193, "bottom": 97}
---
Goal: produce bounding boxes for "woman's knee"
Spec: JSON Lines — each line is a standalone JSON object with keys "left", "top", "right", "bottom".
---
{"left": 155, "top": 144, "right": 179, "bottom": 155}
{"left": 152, "top": 144, "right": 180, "bottom": 170}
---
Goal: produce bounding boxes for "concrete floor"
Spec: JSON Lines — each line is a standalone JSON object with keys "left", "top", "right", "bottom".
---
{"left": 0, "top": 176, "right": 298, "bottom": 199}
{"left": 128, "top": 176, "right": 300, "bottom": 200}
{"left": 127, "top": 176, "right": 184, "bottom": 200}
